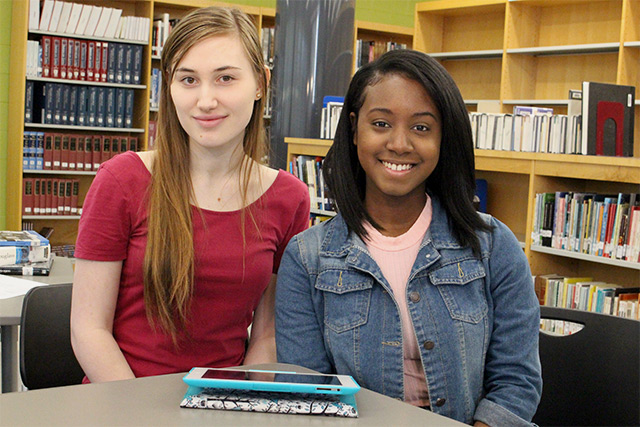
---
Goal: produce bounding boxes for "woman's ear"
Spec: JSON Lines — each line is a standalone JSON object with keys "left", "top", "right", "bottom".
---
{"left": 256, "top": 65, "right": 271, "bottom": 100}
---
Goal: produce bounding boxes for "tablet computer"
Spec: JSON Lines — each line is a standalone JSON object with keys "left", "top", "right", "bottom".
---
{"left": 183, "top": 367, "right": 360, "bottom": 396}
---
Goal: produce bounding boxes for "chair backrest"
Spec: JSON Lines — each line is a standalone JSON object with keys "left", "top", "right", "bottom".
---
{"left": 533, "top": 306, "right": 640, "bottom": 426}
{"left": 19, "top": 284, "right": 85, "bottom": 389}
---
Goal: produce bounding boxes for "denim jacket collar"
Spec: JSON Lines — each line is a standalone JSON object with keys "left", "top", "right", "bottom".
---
{"left": 318, "top": 196, "right": 467, "bottom": 284}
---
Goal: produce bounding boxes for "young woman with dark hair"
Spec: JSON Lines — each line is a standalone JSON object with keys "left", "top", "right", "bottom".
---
{"left": 71, "top": 6, "right": 310, "bottom": 382}
{"left": 275, "top": 49, "right": 541, "bottom": 426}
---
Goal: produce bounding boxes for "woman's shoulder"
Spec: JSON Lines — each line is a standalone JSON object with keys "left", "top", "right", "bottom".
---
{"left": 96, "top": 151, "right": 151, "bottom": 186}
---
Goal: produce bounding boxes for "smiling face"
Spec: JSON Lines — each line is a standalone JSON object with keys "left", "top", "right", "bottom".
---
{"left": 353, "top": 73, "right": 441, "bottom": 211}
{"left": 170, "top": 34, "right": 261, "bottom": 157}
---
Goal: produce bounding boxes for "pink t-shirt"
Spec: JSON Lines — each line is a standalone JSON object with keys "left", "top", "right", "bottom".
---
{"left": 364, "top": 197, "right": 432, "bottom": 407}
{"left": 76, "top": 151, "right": 310, "bottom": 378}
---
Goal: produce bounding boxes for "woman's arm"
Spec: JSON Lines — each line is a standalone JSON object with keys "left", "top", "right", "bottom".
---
{"left": 244, "top": 274, "right": 277, "bottom": 365}
{"left": 70, "top": 259, "right": 135, "bottom": 382}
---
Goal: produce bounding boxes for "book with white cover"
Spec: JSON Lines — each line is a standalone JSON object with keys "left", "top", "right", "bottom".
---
{"left": 103, "top": 8, "right": 122, "bottom": 39}
{"left": 28, "top": 0, "right": 40, "bottom": 31}
{"left": 93, "top": 7, "right": 113, "bottom": 38}
{"left": 47, "top": 1, "right": 64, "bottom": 32}
{"left": 74, "top": 4, "right": 92, "bottom": 35}
{"left": 56, "top": 2, "right": 73, "bottom": 33}
{"left": 65, "top": 2, "right": 83, "bottom": 34}
{"left": 38, "top": 0, "right": 54, "bottom": 31}
{"left": 83, "top": 5, "right": 103, "bottom": 36}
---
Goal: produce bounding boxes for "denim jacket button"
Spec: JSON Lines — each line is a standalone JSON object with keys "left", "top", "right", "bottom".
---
{"left": 409, "top": 291, "right": 420, "bottom": 302}
{"left": 423, "top": 340, "right": 435, "bottom": 350}
{"left": 435, "top": 398, "right": 446, "bottom": 407}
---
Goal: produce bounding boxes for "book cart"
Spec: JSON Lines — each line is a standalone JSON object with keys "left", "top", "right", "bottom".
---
{"left": 413, "top": 0, "right": 640, "bottom": 291}
{"left": 6, "top": 0, "right": 276, "bottom": 247}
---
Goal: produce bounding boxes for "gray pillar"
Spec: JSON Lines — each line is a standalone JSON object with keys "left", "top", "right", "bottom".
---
{"left": 269, "top": 0, "right": 355, "bottom": 169}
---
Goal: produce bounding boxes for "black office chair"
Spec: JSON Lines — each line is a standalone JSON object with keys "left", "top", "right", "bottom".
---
{"left": 19, "top": 284, "right": 85, "bottom": 389}
{"left": 533, "top": 306, "right": 640, "bottom": 426}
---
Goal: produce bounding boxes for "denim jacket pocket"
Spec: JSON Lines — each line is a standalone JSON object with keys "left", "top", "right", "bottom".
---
{"left": 428, "top": 259, "right": 488, "bottom": 324}
{"left": 315, "top": 270, "right": 373, "bottom": 333}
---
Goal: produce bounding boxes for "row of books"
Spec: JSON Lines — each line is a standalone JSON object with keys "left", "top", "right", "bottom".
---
{"left": 535, "top": 274, "right": 639, "bottom": 321}
{"left": 289, "top": 155, "right": 334, "bottom": 212}
{"left": 22, "top": 178, "right": 81, "bottom": 217}
{"left": 31, "top": 0, "right": 150, "bottom": 42}
{"left": 27, "top": 37, "right": 144, "bottom": 85}
{"left": 470, "top": 108, "right": 583, "bottom": 154}
{"left": 470, "top": 82, "right": 635, "bottom": 157}
{"left": 23, "top": 131, "right": 138, "bottom": 172}
{"left": 531, "top": 192, "right": 640, "bottom": 263}
{"left": 25, "top": 82, "right": 135, "bottom": 128}
{"left": 356, "top": 39, "right": 407, "bottom": 69}
{"left": 0, "top": 230, "right": 53, "bottom": 276}
{"left": 320, "top": 97, "right": 343, "bottom": 140}
{"left": 151, "top": 13, "right": 180, "bottom": 57}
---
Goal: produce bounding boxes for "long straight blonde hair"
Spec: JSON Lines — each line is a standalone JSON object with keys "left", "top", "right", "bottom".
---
{"left": 144, "top": 7, "right": 269, "bottom": 340}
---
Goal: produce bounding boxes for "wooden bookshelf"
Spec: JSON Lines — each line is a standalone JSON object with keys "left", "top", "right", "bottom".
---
{"left": 415, "top": 0, "right": 640, "bottom": 287}
{"left": 354, "top": 20, "right": 413, "bottom": 72}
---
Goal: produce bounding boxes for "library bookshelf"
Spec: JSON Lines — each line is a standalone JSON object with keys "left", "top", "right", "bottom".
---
{"left": 414, "top": 0, "right": 640, "bottom": 288}
{"left": 353, "top": 20, "right": 413, "bottom": 72}
{"left": 6, "top": 0, "right": 276, "bottom": 247}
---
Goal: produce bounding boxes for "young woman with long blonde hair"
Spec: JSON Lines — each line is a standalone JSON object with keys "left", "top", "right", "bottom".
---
{"left": 71, "top": 6, "right": 310, "bottom": 382}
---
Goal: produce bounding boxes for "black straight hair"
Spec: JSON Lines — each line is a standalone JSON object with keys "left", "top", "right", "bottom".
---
{"left": 323, "top": 49, "right": 492, "bottom": 255}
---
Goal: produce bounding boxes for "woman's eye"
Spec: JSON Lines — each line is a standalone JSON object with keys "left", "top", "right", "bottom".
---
{"left": 220, "top": 75, "right": 234, "bottom": 83}
{"left": 181, "top": 76, "right": 196, "bottom": 85}
{"left": 414, "top": 124, "right": 430, "bottom": 132}
{"left": 372, "top": 121, "right": 390, "bottom": 128}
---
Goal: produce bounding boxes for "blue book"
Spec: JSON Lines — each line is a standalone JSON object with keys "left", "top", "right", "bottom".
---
{"left": 132, "top": 45, "right": 143, "bottom": 84}
{"left": 24, "top": 81, "right": 34, "bottom": 123}
{"left": 124, "top": 44, "right": 133, "bottom": 84}
{"left": 115, "top": 43, "right": 125, "bottom": 84}
{"left": 76, "top": 86, "right": 88, "bottom": 126}
{"left": 124, "top": 89, "right": 134, "bottom": 128}
{"left": 87, "top": 86, "right": 98, "bottom": 127}
{"left": 115, "top": 88, "right": 125, "bottom": 128}
{"left": 68, "top": 86, "right": 78, "bottom": 125}
{"left": 107, "top": 42, "right": 117, "bottom": 82}
{"left": 96, "top": 87, "right": 106, "bottom": 127}
{"left": 61, "top": 84, "right": 70, "bottom": 125}
{"left": 44, "top": 83, "right": 54, "bottom": 124}
{"left": 105, "top": 87, "right": 115, "bottom": 127}
{"left": 35, "top": 132, "right": 44, "bottom": 170}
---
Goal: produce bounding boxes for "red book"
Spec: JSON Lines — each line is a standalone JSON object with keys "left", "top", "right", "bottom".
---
{"left": 60, "top": 38, "right": 68, "bottom": 79}
{"left": 93, "top": 41, "right": 102, "bottom": 84}
{"left": 74, "top": 135, "right": 84, "bottom": 170}
{"left": 86, "top": 41, "right": 95, "bottom": 81}
{"left": 83, "top": 135, "right": 92, "bottom": 171}
{"left": 119, "top": 136, "right": 128, "bottom": 154}
{"left": 100, "top": 42, "right": 108, "bottom": 82}
{"left": 43, "top": 133, "right": 54, "bottom": 170}
{"left": 79, "top": 41, "right": 88, "bottom": 80}
{"left": 92, "top": 135, "right": 102, "bottom": 170}
{"left": 32, "top": 179, "right": 41, "bottom": 215}
{"left": 72, "top": 39, "right": 81, "bottom": 80}
{"left": 110, "top": 135, "right": 119, "bottom": 159}
{"left": 101, "top": 135, "right": 111, "bottom": 164}
{"left": 60, "top": 134, "right": 70, "bottom": 170}
{"left": 51, "top": 179, "right": 59, "bottom": 215}
{"left": 41, "top": 36, "right": 52, "bottom": 78}
{"left": 128, "top": 136, "right": 138, "bottom": 152}
{"left": 22, "top": 178, "right": 34, "bottom": 215}
{"left": 52, "top": 134, "right": 62, "bottom": 170}
{"left": 66, "top": 38, "right": 75, "bottom": 80}
{"left": 39, "top": 178, "right": 47, "bottom": 215}
{"left": 51, "top": 36, "right": 61, "bottom": 78}
{"left": 64, "top": 179, "right": 72, "bottom": 215}
{"left": 71, "top": 179, "right": 79, "bottom": 215}
{"left": 45, "top": 179, "right": 53, "bottom": 215}
{"left": 68, "top": 134, "right": 77, "bottom": 170}
{"left": 56, "top": 179, "right": 65, "bottom": 216}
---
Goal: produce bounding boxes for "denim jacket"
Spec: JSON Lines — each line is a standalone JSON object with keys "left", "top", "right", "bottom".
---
{"left": 275, "top": 196, "right": 542, "bottom": 426}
